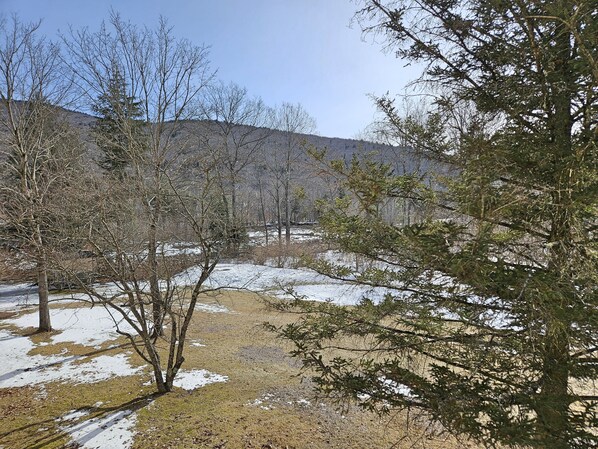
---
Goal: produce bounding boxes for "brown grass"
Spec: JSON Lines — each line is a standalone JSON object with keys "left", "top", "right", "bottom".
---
{"left": 0, "top": 291, "right": 480, "bottom": 449}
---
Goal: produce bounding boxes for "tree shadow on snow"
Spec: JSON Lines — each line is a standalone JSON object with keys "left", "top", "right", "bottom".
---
{"left": 0, "top": 393, "right": 156, "bottom": 449}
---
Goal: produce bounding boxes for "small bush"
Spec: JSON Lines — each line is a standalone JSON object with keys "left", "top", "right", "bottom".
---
{"left": 247, "top": 242, "right": 327, "bottom": 268}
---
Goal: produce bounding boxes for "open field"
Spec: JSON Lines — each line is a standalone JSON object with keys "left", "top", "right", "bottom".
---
{"left": 0, "top": 290, "right": 479, "bottom": 449}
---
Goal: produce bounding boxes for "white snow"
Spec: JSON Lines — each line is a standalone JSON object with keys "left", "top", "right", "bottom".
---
{"left": 154, "top": 242, "right": 202, "bottom": 257}
{"left": 380, "top": 377, "right": 413, "bottom": 397}
{"left": 59, "top": 409, "right": 92, "bottom": 422}
{"left": 174, "top": 262, "right": 396, "bottom": 306}
{"left": 0, "top": 283, "right": 39, "bottom": 310}
{"left": 144, "top": 369, "right": 228, "bottom": 391}
{"left": 277, "top": 282, "right": 391, "bottom": 306}
{"left": 172, "top": 369, "right": 228, "bottom": 390}
{"left": 0, "top": 282, "right": 133, "bottom": 311}
{"left": 6, "top": 307, "right": 136, "bottom": 347}
{"left": 248, "top": 227, "right": 321, "bottom": 246}
{"left": 0, "top": 304, "right": 141, "bottom": 388}
{"left": 0, "top": 329, "right": 68, "bottom": 387}
{"left": 59, "top": 407, "right": 137, "bottom": 449}
{"left": 137, "top": 241, "right": 203, "bottom": 257}
{"left": 175, "top": 263, "right": 325, "bottom": 291}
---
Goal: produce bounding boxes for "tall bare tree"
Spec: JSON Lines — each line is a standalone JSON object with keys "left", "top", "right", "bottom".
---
{"left": 71, "top": 160, "right": 222, "bottom": 393}
{"left": 199, "top": 82, "right": 273, "bottom": 249}
{"left": 0, "top": 15, "right": 77, "bottom": 332}
{"left": 271, "top": 102, "right": 316, "bottom": 244}
{"left": 65, "top": 13, "right": 214, "bottom": 337}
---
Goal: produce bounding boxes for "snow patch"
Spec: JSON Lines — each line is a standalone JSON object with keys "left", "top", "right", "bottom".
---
{"left": 248, "top": 227, "right": 321, "bottom": 246}
{"left": 144, "top": 369, "right": 228, "bottom": 391}
{"left": 0, "top": 337, "right": 142, "bottom": 388}
{"left": 174, "top": 262, "right": 398, "bottom": 306}
{"left": 177, "top": 263, "right": 328, "bottom": 292}
{"left": 173, "top": 369, "right": 228, "bottom": 390}
{"left": 0, "top": 283, "right": 39, "bottom": 310}
{"left": 0, "top": 306, "right": 141, "bottom": 389}
{"left": 246, "top": 393, "right": 313, "bottom": 411}
{"left": 157, "top": 242, "right": 202, "bottom": 257}
{"left": 60, "top": 408, "right": 137, "bottom": 449}
{"left": 59, "top": 409, "right": 91, "bottom": 422}
{"left": 7, "top": 307, "right": 136, "bottom": 347}
{"left": 194, "top": 303, "right": 230, "bottom": 314}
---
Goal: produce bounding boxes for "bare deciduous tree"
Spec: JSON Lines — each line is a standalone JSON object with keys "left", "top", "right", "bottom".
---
{"left": 63, "top": 14, "right": 222, "bottom": 392}
{"left": 271, "top": 102, "right": 316, "bottom": 244}
{"left": 65, "top": 12, "right": 214, "bottom": 337}
{"left": 0, "top": 15, "right": 78, "bottom": 332}
{"left": 73, "top": 165, "right": 222, "bottom": 393}
{"left": 199, "top": 82, "right": 273, "bottom": 249}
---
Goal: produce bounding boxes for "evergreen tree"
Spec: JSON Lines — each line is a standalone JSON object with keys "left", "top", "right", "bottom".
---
{"left": 91, "top": 68, "right": 143, "bottom": 178}
{"left": 272, "top": 1, "right": 598, "bottom": 447}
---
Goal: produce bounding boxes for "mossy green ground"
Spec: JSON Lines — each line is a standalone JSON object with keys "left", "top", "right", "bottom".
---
{"left": 0, "top": 292, "right": 477, "bottom": 448}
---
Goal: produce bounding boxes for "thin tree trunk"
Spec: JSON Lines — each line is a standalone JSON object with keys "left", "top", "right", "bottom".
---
{"left": 275, "top": 188, "right": 282, "bottom": 246}
{"left": 149, "top": 191, "right": 163, "bottom": 337}
{"left": 37, "top": 256, "right": 51, "bottom": 332}
{"left": 284, "top": 144, "right": 292, "bottom": 245}
{"left": 274, "top": 186, "right": 283, "bottom": 267}
{"left": 284, "top": 174, "right": 291, "bottom": 245}
{"left": 258, "top": 176, "right": 268, "bottom": 245}
{"left": 148, "top": 345, "right": 168, "bottom": 393}
{"left": 230, "top": 176, "right": 241, "bottom": 253}
{"left": 231, "top": 176, "right": 237, "bottom": 227}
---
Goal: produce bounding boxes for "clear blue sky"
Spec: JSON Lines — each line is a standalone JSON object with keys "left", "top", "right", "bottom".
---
{"left": 0, "top": 0, "right": 420, "bottom": 139}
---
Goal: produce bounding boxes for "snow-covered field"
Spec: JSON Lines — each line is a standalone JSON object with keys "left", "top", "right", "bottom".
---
{"left": 0, "top": 255, "right": 393, "bottom": 312}
{"left": 0, "top": 282, "right": 39, "bottom": 310}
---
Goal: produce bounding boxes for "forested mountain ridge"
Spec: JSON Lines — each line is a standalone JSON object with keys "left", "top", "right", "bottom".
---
{"left": 60, "top": 106, "right": 421, "bottom": 170}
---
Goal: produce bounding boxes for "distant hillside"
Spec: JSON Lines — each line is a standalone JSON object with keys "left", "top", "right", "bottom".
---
{"left": 56, "top": 107, "right": 443, "bottom": 176}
